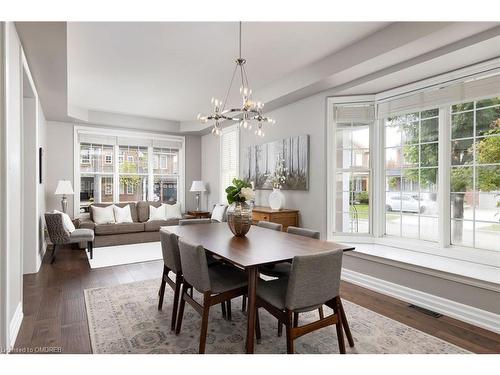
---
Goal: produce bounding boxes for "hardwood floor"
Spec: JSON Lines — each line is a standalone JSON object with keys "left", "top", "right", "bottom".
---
{"left": 13, "top": 245, "right": 500, "bottom": 354}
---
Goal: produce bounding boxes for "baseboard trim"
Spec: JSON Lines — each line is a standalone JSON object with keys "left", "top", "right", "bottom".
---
{"left": 341, "top": 268, "right": 500, "bottom": 334}
{"left": 9, "top": 302, "right": 23, "bottom": 349}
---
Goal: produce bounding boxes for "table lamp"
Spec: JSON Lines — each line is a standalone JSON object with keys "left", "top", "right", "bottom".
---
{"left": 55, "top": 180, "right": 74, "bottom": 213}
{"left": 190, "top": 180, "right": 206, "bottom": 211}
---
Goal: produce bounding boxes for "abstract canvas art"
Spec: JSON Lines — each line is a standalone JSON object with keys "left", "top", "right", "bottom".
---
{"left": 242, "top": 135, "right": 309, "bottom": 190}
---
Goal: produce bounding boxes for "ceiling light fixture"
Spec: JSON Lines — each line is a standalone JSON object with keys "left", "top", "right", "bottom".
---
{"left": 197, "top": 22, "right": 275, "bottom": 137}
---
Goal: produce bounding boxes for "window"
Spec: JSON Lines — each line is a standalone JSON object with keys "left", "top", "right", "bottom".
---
{"left": 76, "top": 129, "right": 185, "bottom": 213}
{"left": 384, "top": 109, "right": 439, "bottom": 241}
{"left": 220, "top": 125, "right": 240, "bottom": 203}
{"left": 450, "top": 96, "right": 500, "bottom": 251}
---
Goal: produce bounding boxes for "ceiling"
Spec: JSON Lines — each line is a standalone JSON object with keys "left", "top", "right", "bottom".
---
{"left": 15, "top": 21, "right": 500, "bottom": 133}
{"left": 66, "top": 22, "right": 390, "bottom": 122}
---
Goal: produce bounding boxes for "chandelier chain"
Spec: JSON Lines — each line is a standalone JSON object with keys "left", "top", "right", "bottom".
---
{"left": 222, "top": 63, "right": 238, "bottom": 112}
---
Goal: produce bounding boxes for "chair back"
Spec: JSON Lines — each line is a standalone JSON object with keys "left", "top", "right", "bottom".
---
{"left": 178, "top": 238, "right": 211, "bottom": 293}
{"left": 285, "top": 250, "right": 343, "bottom": 311}
{"left": 257, "top": 221, "right": 282, "bottom": 231}
{"left": 44, "top": 213, "right": 71, "bottom": 244}
{"left": 160, "top": 229, "right": 182, "bottom": 273}
{"left": 179, "top": 218, "right": 212, "bottom": 225}
{"left": 287, "top": 226, "right": 320, "bottom": 239}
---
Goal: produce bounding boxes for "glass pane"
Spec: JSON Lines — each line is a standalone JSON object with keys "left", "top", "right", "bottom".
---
{"left": 385, "top": 212, "right": 400, "bottom": 236}
{"left": 451, "top": 112, "right": 473, "bottom": 139}
{"left": 452, "top": 102, "right": 473, "bottom": 113}
{"left": 421, "top": 109, "right": 439, "bottom": 119}
{"left": 477, "top": 165, "right": 500, "bottom": 192}
{"left": 402, "top": 144, "right": 419, "bottom": 168}
{"left": 385, "top": 174, "right": 401, "bottom": 192}
{"left": 476, "top": 193, "right": 500, "bottom": 222}
{"left": 335, "top": 192, "right": 352, "bottom": 213}
{"left": 119, "top": 146, "right": 148, "bottom": 174}
{"left": 476, "top": 106, "right": 500, "bottom": 137}
{"left": 475, "top": 135, "right": 500, "bottom": 165}
{"left": 385, "top": 125, "right": 402, "bottom": 148}
{"left": 401, "top": 214, "right": 419, "bottom": 239}
{"left": 450, "top": 166, "right": 473, "bottom": 192}
{"left": 335, "top": 127, "right": 352, "bottom": 148}
{"left": 475, "top": 222, "right": 500, "bottom": 251}
{"left": 420, "top": 117, "right": 438, "bottom": 142}
{"left": 420, "top": 143, "right": 438, "bottom": 167}
{"left": 476, "top": 96, "right": 500, "bottom": 108}
{"left": 153, "top": 147, "right": 179, "bottom": 175}
{"left": 334, "top": 212, "right": 361, "bottom": 233}
{"left": 349, "top": 205, "right": 369, "bottom": 234}
{"left": 420, "top": 168, "right": 438, "bottom": 193}
{"left": 420, "top": 216, "right": 438, "bottom": 242}
{"left": 450, "top": 193, "right": 473, "bottom": 220}
{"left": 351, "top": 126, "right": 370, "bottom": 148}
{"left": 80, "top": 174, "right": 114, "bottom": 212}
{"left": 401, "top": 122, "right": 419, "bottom": 145}
{"left": 385, "top": 192, "right": 402, "bottom": 213}
{"left": 335, "top": 172, "right": 350, "bottom": 192}
{"left": 350, "top": 172, "right": 369, "bottom": 192}
{"left": 451, "top": 220, "right": 474, "bottom": 248}
{"left": 451, "top": 139, "right": 473, "bottom": 165}
{"left": 401, "top": 170, "right": 419, "bottom": 192}
{"left": 352, "top": 149, "right": 370, "bottom": 168}
{"left": 119, "top": 175, "right": 148, "bottom": 202}
{"left": 153, "top": 176, "right": 178, "bottom": 203}
{"left": 385, "top": 148, "right": 401, "bottom": 169}
{"left": 419, "top": 193, "right": 438, "bottom": 215}
{"left": 80, "top": 143, "right": 114, "bottom": 173}
{"left": 336, "top": 148, "right": 353, "bottom": 169}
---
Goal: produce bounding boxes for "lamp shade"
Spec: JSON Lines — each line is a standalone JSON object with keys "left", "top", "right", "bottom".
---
{"left": 190, "top": 180, "right": 206, "bottom": 192}
{"left": 55, "top": 180, "right": 74, "bottom": 195}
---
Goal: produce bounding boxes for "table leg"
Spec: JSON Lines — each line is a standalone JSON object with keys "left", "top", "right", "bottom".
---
{"left": 338, "top": 298, "right": 354, "bottom": 347}
{"left": 245, "top": 266, "right": 258, "bottom": 354}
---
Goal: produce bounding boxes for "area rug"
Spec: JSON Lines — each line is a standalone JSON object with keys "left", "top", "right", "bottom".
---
{"left": 84, "top": 278, "right": 470, "bottom": 354}
{"left": 86, "top": 242, "right": 162, "bottom": 269}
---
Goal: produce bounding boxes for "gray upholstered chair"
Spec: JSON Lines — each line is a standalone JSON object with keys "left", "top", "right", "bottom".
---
{"left": 179, "top": 218, "right": 212, "bottom": 225}
{"left": 44, "top": 213, "right": 94, "bottom": 264}
{"left": 286, "top": 226, "right": 320, "bottom": 239}
{"left": 158, "top": 229, "right": 184, "bottom": 331}
{"left": 175, "top": 237, "right": 248, "bottom": 353}
{"left": 255, "top": 250, "right": 346, "bottom": 354}
{"left": 257, "top": 220, "right": 283, "bottom": 231}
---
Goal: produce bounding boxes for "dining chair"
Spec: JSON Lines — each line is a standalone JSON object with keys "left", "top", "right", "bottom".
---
{"left": 179, "top": 218, "right": 212, "bottom": 225}
{"left": 257, "top": 220, "right": 283, "bottom": 231}
{"left": 44, "top": 213, "right": 94, "bottom": 263}
{"left": 260, "top": 225, "right": 323, "bottom": 336}
{"left": 175, "top": 237, "right": 248, "bottom": 353}
{"left": 255, "top": 249, "right": 346, "bottom": 354}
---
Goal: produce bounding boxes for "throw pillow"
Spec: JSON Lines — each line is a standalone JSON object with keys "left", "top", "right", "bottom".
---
{"left": 53, "top": 209, "right": 76, "bottom": 233}
{"left": 91, "top": 205, "right": 116, "bottom": 225}
{"left": 165, "top": 202, "right": 183, "bottom": 220}
{"left": 113, "top": 205, "right": 133, "bottom": 223}
{"left": 211, "top": 204, "right": 228, "bottom": 222}
{"left": 148, "top": 204, "right": 165, "bottom": 221}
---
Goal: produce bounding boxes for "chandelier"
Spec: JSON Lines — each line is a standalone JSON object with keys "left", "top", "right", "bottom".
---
{"left": 197, "top": 22, "right": 275, "bottom": 137}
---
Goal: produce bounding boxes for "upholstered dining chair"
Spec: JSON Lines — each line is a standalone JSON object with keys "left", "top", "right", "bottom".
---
{"left": 257, "top": 220, "right": 283, "bottom": 231}
{"left": 175, "top": 237, "right": 248, "bottom": 353}
{"left": 44, "top": 213, "right": 94, "bottom": 264}
{"left": 255, "top": 249, "right": 346, "bottom": 354}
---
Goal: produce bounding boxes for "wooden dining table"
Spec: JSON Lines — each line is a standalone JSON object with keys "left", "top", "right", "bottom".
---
{"left": 167, "top": 222, "right": 355, "bottom": 354}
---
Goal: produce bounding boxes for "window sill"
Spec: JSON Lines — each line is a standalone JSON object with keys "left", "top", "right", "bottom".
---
{"left": 340, "top": 242, "right": 500, "bottom": 291}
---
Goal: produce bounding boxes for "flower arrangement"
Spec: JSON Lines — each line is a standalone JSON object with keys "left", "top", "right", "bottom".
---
{"left": 266, "top": 156, "right": 288, "bottom": 189}
{"left": 225, "top": 178, "right": 255, "bottom": 204}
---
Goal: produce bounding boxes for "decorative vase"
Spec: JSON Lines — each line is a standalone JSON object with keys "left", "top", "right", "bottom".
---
{"left": 227, "top": 201, "right": 253, "bottom": 237}
{"left": 269, "top": 188, "right": 285, "bottom": 210}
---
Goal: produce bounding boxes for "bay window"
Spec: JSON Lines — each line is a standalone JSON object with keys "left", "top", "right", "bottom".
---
{"left": 220, "top": 125, "right": 240, "bottom": 203}
{"left": 75, "top": 128, "right": 185, "bottom": 215}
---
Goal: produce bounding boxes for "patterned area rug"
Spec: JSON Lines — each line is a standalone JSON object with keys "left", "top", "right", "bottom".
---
{"left": 84, "top": 279, "right": 469, "bottom": 354}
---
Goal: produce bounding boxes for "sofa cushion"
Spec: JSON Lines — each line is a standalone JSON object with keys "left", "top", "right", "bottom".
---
{"left": 94, "top": 222, "right": 145, "bottom": 236}
{"left": 144, "top": 219, "right": 180, "bottom": 232}
{"left": 137, "top": 201, "right": 162, "bottom": 222}
{"left": 90, "top": 202, "right": 138, "bottom": 222}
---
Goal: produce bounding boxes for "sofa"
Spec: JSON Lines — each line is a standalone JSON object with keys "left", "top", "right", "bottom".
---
{"left": 79, "top": 201, "right": 191, "bottom": 247}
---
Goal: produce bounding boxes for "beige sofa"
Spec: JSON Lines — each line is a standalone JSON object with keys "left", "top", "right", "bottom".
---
{"left": 79, "top": 201, "right": 190, "bottom": 247}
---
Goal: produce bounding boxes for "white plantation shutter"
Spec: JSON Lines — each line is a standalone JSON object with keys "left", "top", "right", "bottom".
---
{"left": 220, "top": 125, "right": 240, "bottom": 203}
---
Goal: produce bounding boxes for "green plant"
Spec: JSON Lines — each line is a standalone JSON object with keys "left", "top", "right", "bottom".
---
{"left": 225, "top": 178, "right": 253, "bottom": 204}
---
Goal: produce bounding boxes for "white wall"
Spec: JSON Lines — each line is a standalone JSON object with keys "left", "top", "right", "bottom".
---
{"left": 45, "top": 121, "right": 202, "bottom": 215}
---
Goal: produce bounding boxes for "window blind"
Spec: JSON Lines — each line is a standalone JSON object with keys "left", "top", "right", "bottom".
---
{"left": 377, "top": 73, "right": 500, "bottom": 118}
{"left": 220, "top": 126, "right": 239, "bottom": 203}
{"left": 335, "top": 104, "right": 375, "bottom": 123}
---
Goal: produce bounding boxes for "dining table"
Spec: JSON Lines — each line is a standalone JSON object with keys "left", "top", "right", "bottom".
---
{"left": 166, "top": 222, "right": 355, "bottom": 354}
